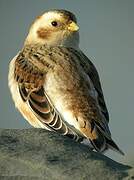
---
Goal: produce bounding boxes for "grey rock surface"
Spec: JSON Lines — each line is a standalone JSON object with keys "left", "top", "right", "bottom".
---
{"left": 0, "top": 129, "right": 133, "bottom": 180}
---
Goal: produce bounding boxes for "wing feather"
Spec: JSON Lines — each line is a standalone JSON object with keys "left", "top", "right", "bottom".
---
{"left": 19, "top": 83, "right": 81, "bottom": 140}
{"left": 70, "top": 49, "right": 109, "bottom": 122}
{"left": 9, "top": 46, "right": 124, "bottom": 155}
{"left": 12, "top": 48, "right": 82, "bottom": 142}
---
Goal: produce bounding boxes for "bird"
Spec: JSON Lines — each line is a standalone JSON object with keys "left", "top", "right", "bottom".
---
{"left": 8, "top": 9, "right": 124, "bottom": 155}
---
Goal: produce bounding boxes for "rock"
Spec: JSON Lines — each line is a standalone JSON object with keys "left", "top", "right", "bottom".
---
{"left": 0, "top": 129, "right": 133, "bottom": 180}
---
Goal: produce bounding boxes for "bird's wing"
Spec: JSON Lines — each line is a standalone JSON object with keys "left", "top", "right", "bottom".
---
{"left": 68, "top": 49, "right": 125, "bottom": 155}
{"left": 76, "top": 50, "right": 109, "bottom": 122}
{"left": 9, "top": 48, "right": 124, "bottom": 155}
{"left": 11, "top": 50, "right": 83, "bottom": 141}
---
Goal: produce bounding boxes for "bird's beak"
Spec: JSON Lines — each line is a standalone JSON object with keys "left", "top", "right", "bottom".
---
{"left": 67, "top": 21, "right": 79, "bottom": 32}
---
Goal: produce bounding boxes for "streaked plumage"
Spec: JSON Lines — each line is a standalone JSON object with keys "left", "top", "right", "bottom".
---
{"left": 8, "top": 9, "right": 124, "bottom": 155}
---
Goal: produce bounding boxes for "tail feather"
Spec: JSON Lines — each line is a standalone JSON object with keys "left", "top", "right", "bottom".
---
{"left": 90, "top": 126, "right": 124, "bottom": 155}
{"left": 90, "top": 127, "right": 106, "bottom": 152}
{"left": 106, "top": 138, "right": 124, "bottom": 155}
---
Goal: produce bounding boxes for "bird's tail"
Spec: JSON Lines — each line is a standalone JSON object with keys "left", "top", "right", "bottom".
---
{"left": 90, "top": 127, "right": 124, "bottom": 155}
{"left": 105, "top": 138, "right": 124, "bottom": 155}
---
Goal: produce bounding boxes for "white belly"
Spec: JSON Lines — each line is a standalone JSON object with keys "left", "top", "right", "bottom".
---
{"left": 44, "top": 72, "right": 80, "bottom": 130}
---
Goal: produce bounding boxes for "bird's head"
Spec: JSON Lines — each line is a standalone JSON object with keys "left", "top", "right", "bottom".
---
{"left": 25, "top": 9, "right": 79, "bottom": 48}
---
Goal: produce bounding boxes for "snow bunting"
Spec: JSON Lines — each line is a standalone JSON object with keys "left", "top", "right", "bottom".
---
{"left": 8, "top": 9, "right": 124, "bottom": 155}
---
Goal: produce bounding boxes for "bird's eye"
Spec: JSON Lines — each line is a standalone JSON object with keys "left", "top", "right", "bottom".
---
{"left": 51, "top": 21, "right": 58, "bottom": 27}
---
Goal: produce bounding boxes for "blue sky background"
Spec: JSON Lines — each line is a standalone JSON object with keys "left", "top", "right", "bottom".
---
{"left": 0, "top": 0, "right": 134, "bottom": 164}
